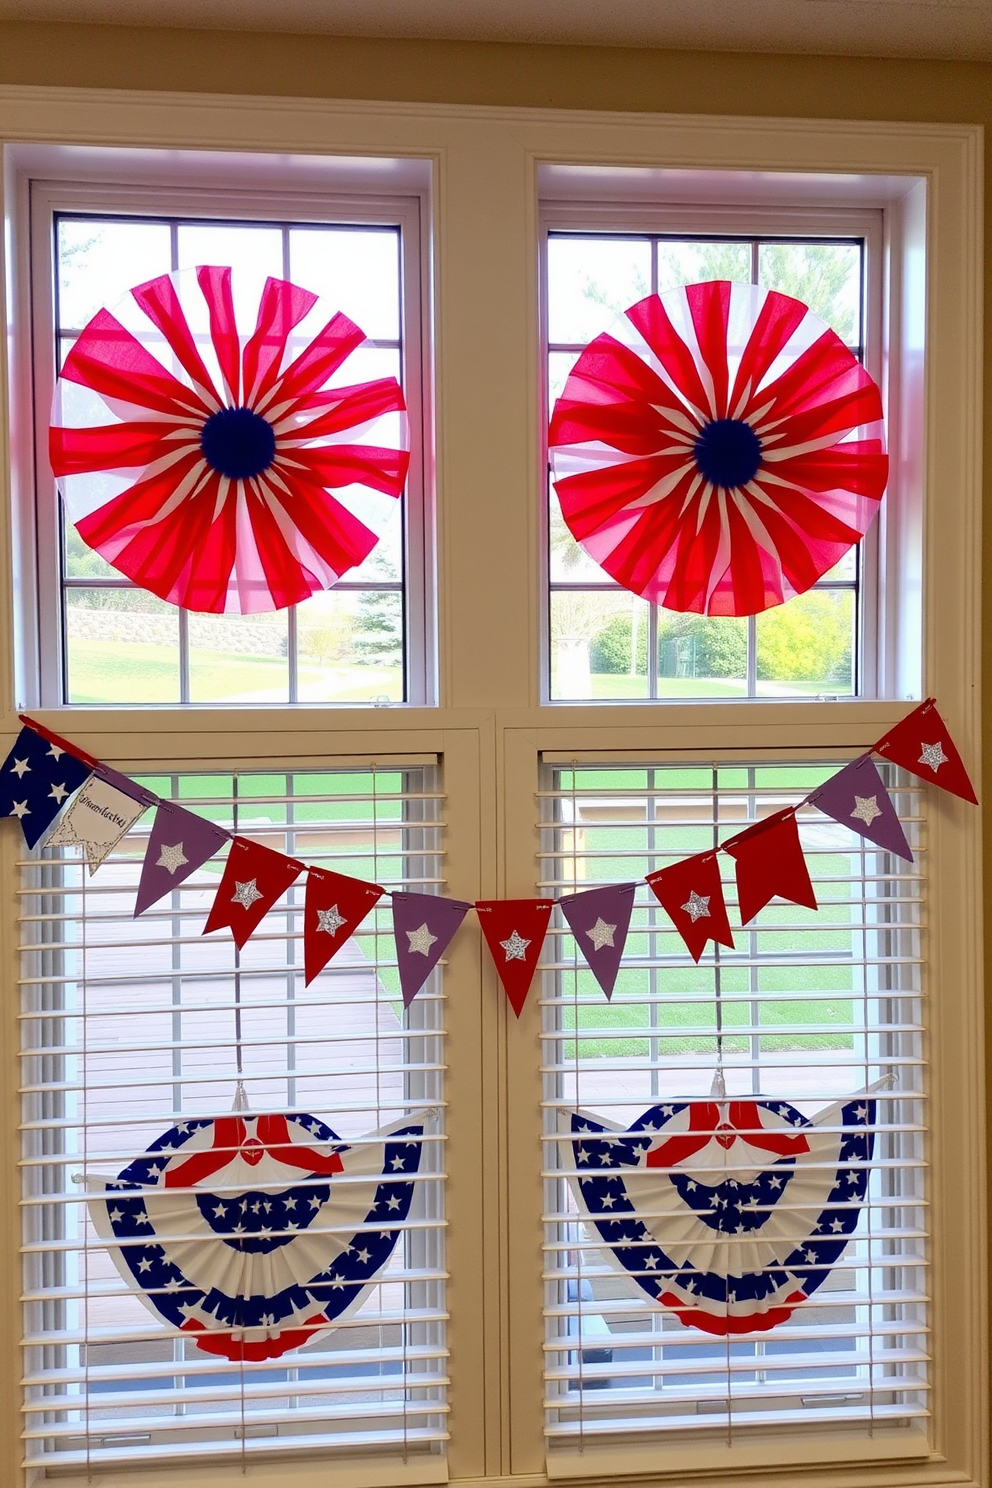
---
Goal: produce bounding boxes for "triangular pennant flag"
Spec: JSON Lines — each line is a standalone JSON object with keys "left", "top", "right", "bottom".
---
{"left": 45, "top": 769, "right": 152, "bottom": 872}
{"left": 808, "top": 754, "right": 913, "bottom": 862}
{"left": 476, "top": 898, "right": 554, "bottom": 1017}
{"left": 645, "top": 851, "right": 734, "bottom": 962}
{"left": 0, "top": 723, "right": 91, "bottom": 848}
{"left": 203, "top": 836, "right": 304, "bottom": 949}
{"left": 134, "top": 800, "right": 231, "bottom": 916}
{"left": 559, "top": 882, "right": 637, "bottom": 1000}
{"left": 722, "top": 809, "right": 817, "bottom": 926}
{"left": 875, "top": 697, "right": 978, "bottom": 804}
{"left": 304, "top": 868, "right": 385, "bottom": 986}
{"left": 391, "top": 892, "right": 471, "bottom": 1006}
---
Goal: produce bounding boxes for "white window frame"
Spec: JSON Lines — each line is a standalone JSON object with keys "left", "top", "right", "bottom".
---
{"left": 0, "top": 91, "right": 982, "bottom": 1488}
{"left": 11, "top": 150, "right": 437, "bottom": 708}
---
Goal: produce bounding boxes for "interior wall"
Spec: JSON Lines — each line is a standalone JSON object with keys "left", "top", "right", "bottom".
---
{"left": 0, "top": 14, "right": 989, "bottom": 1218}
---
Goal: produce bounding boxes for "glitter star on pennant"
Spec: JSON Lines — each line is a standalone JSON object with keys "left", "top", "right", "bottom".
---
{"left": 646, "top": 852, "right": 734, "bottom": 962}
{"left": 0, "top": 722, "right": 92, "bottom": 848}
{"left": 391, "top": 892, "right": 471, "bottom": 1006}
{"left": 559, "top": 882, "right": 637, "bottom": 1000}
{"left": 808, "top": 755, "right": 912, "bottom": 861}
{"left": 134, "top": 799, "right": 230, "bottom": 917}
{"left": 204, "top": 837, "right": 304, "bottom": 950}
{"left": 476, "top": 898, "right": 554, "bottom": 1017}
{"left": 874, "top": 698, "right": 978, "bottom": 803}
{"left": 303, "top": 867, "right": 385, "bottom": 986}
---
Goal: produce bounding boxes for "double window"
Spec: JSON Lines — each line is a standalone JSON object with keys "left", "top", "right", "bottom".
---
{"left": 2, "top": 100, "right": 982, "bottom": 1488}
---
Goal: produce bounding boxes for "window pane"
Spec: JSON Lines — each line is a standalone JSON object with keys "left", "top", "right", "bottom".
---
{"left": 65, "top": 589, "right": 180, "bottom": 704}
{"left": 57, "top": 218, "right": 172, "bottom": 329}
{"left": 756, "top": 590, "right": 855, "bottom": 698}
{"left": 297, "top": 588, "right": 404, "bottom": 704}
{"left": 655, "top": 239, "right": 751, "bottom": 291}
{"left": 547, "top": 236, "right": 651, "bottom": 345}
{"left": 758, "top": 241, "right": 862, "bottom": 346}
{"left": 551, "top": 590, "right": 649, "bottom": 701}
{"left": 290, "top": 227, "right": 401, "bottom": 343}
{"left": 657, "top": 613, "right": 747, "bottom": 699}
{"left": 187, "top": 610, "right": 289, "bottom": 703}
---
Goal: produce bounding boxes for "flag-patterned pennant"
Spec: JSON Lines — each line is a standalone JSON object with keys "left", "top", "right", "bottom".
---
{"left": 645, "top": 851, "right": 734, "bottom": 962}
{"left": 135, "top": 800, "right": 231, "bottom": 917}
{"left": 476, "top": 898, "right": 554, "bottom": 1017}
{"left": 45, "top": 767, "right": 153, "bottom": 873}
{"left": 808, "top": 755, "right": 913, "bottom": 862}
{"left": 203, "top": 836, "right": 304, "bottom": 949}
{"left": 722, "top": 809, "right": 817, "bottom": 926}
{"left": 304, "top": 868, "right": 385, "bottom": 986}
{"left": 391, "top": 892, "right": 472, "bottom": 1006}
{"left": 559, "top": 882, "right": 638, "bottom": 1000}
{"left": 874, "top": 697, "right": 978, "bottom": 804}
{"left": 0, "top": 723, "right": 92, "bottom": 848}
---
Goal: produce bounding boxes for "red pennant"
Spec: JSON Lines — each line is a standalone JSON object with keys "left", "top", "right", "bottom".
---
{"left": 203, "top": 836, "right": 304, "bottom": 949}
{"left": 645, "top": 851, "right": 734, "bottom": 962}
{"left": 303, "top": 868, "right": 385, "bottom": 986}
{"left": 476, "top": 898, "right": 554, "bottom": 1017}
{"left": 874, "top": 697, "right": 978, "bottom": 804}
{"left": 722, "top": 809, "right": 817, "bottom": 926}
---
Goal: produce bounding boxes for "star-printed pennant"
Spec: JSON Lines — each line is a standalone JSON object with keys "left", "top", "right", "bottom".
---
{"left": 391, "top": 892, "right": 471, "bottom": 1006}
{"left": 645, "top": 852, "right": 734, "bottom": 962}
{"left": 874, "top": 697, "right": 978, "bottom": 804}
{"left": 45, "top": 767, "right": 153, "bottom": 872}
{"left": 134, "top": 800, "right": 231, "bottom": 917}
{"left": 304, "top": 868, "right": 385, "bottom": 986}
{"left": 476, "top": 898, "right": 554, "bottom": 1017}
{"left": 808, "top": 755, "right": 913, "bottom": 862}
{"left": 722, "top": 809, "right": 818, "bottom": 926}
{"left": 559, "top": 882, "right": 638, "bottom": 1000}
{"left": 203, "top": 836, "right": 304, "bottom": 949}
{"left": 0, "top": 722, "right": 92, "bottom": 848}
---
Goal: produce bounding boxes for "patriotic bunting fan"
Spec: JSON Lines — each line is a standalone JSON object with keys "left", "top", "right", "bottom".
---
{"left": 566, "top": 1093, "right": 874, "bottom": 1335}
{"left": 88, "top": 1111, "right": 424, "bottom": 1361}
{"left": 549, "top": 280, "right": 888, "bottom": 616}
{"left": 50, "top": 267, "right": 410, "bottom": 613}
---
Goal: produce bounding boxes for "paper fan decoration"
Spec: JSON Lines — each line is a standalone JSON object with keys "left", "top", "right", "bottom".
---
{"left": 566, "top": 1094, "right": 874, "bottom": 1335}
{"left": 549, "top": 280, "right": 887, "bottom": 616}
{"left": 88, "top": 1111, "right": 424, "bottom": 1361}
{"left": 50, "top": 267, "right": 410, "bottom": 614}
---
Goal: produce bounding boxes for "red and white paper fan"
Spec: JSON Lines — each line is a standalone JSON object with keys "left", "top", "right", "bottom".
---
{"left": 549, "top": 280, "right": 887, "bottom": 617}
{"left": 50, "top": 267, "right": 410, "bottom": 614}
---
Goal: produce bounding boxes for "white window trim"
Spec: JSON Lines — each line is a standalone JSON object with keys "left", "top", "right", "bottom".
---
{"left": 0, "top": 87, "right": 981, "bottom": 1488}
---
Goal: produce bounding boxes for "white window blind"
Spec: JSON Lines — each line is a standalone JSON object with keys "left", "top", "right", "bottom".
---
{"left": 539, "top": 760, "right": 926, "bottom": 1458}
{"left": 19, "top": 764, "right": 448, "bottom": 1473}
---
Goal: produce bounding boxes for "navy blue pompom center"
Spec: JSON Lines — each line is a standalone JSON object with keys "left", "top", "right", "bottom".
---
{"left": 693, "top": 418, "right": 762, "bottom": 489}
{"left": 200, "top": 407, "right": 276, "bottom": 480}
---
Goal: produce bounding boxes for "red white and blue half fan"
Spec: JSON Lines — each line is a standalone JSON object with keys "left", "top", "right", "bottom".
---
{"left": 548, "top": 281, "right": 887, "bottom": 616}
{"left": 566, "top": 1093, "right": 874, "bottom": 1335}
{"left": 88, "top": 1112, "right": 424, "bottom": 1361}
{"left": 50, "top": 268, "right": 410, "bottom": 613}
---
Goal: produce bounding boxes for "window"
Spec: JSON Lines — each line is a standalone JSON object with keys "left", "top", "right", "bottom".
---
{"left": 540, "top": 760, "right": 925, "bottom": 1465}
{"left": 2, "top": 100, "right": 982, "bottom": 1488}
{"left": 20, "top": 764, "right": 447, "bottom": 1472}
{"left": 23, "top": 163, "right": 433, "bottom": 708}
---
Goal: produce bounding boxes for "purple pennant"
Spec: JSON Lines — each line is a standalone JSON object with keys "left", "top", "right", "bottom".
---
{"left": 559, "top": 882, "right": 638, "bottom": 1000}
{"left": 392, "top": 892, "right": 472, "bottom": 1006}
{"left": 807, "top": 754, "right": 913, "bottom": 862}
{"left": 134, "top": 800, "right": 231, "bottom": 917}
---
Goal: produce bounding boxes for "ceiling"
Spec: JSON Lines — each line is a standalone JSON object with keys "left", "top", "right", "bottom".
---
{"left": 0, "top": 0, "right": 991, "bottom": 62}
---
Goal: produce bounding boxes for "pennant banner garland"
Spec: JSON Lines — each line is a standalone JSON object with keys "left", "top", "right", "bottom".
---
{"left": 0, "top": 697, "right": 977, "bottom": 1010}
{"left": 559, "top": 882, "right": 638, "bottom": 1000}
{"left": 392, "top": 892, "right": 472, "bottom": 1007}
{"left": 0, "top": 723, "right": 92, "bottom": 848}
{"left": 566, "top": 1094, "right": 875, "bottom": 1336}
{"left": 476, "top": 898, "right": 554, "bottom": 1017}
{"left": 88, "top": 1111, "right": 426, "bottom": 1362}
